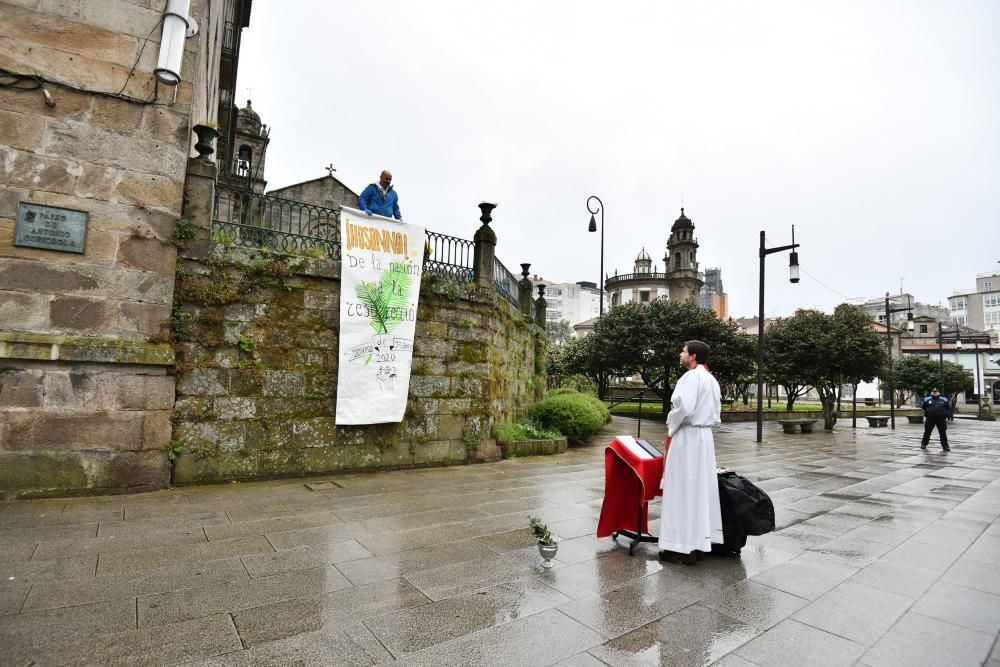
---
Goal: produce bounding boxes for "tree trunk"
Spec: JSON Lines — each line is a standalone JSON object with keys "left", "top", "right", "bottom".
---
{"left": 784, "top": 385, "right": 797, "bottom": 412}
{"left": 596, "top": 373, "right": 609, "bottom": 400}
{"left": 820, "top": 386, "right": 837, "bottom": 430}
{"left": 661, "top": 367, "right": 671, "bottom": 419}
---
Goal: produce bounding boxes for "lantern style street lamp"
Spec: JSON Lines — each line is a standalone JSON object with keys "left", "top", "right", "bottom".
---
{"left": 587, "top": 195, "right": 605, "bottom": 317}
{"left": 883, "top": 293, "right": 914, "bottom": 429}
{"left": 756, "top": 226, "right": 801, "bottom": 443}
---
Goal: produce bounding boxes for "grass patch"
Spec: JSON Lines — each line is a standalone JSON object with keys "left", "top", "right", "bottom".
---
{"left": 493, "top": 420, "right": 562, "bottom": 445}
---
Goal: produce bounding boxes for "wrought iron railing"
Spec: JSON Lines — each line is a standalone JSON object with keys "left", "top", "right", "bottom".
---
{"left": 213, "top": 185, "right": 341, "bottom": 258}
{"left": 211, "top": 188, "right": 540, "bottom": 308}
{"left": 425, "top": 230, "right": 474, "bottom": 283}
{"left": 493, "top": 257, "right": 522, "bottom": 308}
{"left": 212, "top": 188, "right": 475, "bottom": 282}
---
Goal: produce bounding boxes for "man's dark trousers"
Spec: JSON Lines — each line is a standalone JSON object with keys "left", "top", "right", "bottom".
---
{"left": 921, "top": 416, "right": 949, "bottom": 449}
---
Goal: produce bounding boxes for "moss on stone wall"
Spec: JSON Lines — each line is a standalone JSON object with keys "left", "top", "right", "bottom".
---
{"left": 170, "top": 245, "right": 545, "bottom": 484}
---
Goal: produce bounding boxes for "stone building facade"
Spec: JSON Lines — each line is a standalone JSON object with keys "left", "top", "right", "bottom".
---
{"left": 0, "top": 0, "right": 236, "bottom": 496}
{"left": 268, "top": 173, "right": 360, "bottom": 211}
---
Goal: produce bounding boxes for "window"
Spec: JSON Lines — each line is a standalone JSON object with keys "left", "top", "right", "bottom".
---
{"left": 984, "top": 294, "right": 1000, "bottom": 308}
{"left": 953, "top": 315, "right": 967, "bottom": 326}
{"left": 640, "top": 290, "right": 651, "bottom": 303}
{"left": 919, "top": 324, "right": 928, "bottom": 333}
{"left": 950, "top": 297, "right": 966, "bottom": 311}
{"left": 985, "top": 312, "right": 1000, "bottom": 325}
{"left": 985, "top": 282, "right": 993, "bottom": 291}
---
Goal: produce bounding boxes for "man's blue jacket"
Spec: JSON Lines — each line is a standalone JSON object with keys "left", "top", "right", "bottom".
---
{"left": 358, "top": 184, "right": 401, "bottom": 219}
{"left": 922, "top": 395, "right": 952, "bottom": 419}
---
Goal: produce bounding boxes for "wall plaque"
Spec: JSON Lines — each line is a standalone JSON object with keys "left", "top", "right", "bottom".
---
{"left": 14, "top": 203, "right": 88, "bottom": 254}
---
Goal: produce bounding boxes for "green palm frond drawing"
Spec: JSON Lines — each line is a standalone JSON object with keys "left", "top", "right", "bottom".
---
{"left": 354, "top": 261, "right": 414, "bottom": 335}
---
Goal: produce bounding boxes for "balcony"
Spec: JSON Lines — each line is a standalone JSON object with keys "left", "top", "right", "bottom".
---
{"left": 605, "top": 272, "right": 668, "bottom": 289}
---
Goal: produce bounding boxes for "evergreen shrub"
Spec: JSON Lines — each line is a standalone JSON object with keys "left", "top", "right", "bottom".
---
{"left": 534, "top": 389, "right": 610, "bottom": 443}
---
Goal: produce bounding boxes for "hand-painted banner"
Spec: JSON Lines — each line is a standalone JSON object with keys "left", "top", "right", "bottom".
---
{"left": 335, "top": 207, "right": 424, "bottom": 425}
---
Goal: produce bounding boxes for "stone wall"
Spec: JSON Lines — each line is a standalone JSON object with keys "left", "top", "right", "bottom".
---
{"left": 0, "top": 1, "right": 214, "bottom": 497}
{"left": 170, "top": 242, "right": 545, "bottom": 484}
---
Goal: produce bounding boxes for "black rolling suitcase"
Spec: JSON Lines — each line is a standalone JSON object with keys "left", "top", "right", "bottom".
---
{"left": 711, "top": 471, "right": 775, "bottom": 557}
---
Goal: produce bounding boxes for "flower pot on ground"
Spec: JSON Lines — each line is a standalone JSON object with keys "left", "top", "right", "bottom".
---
{"left": 529, "top": 515, "right": 558, "bottom": 568}
{"left": 537, "top": 541, "right": 558, "bottom": 568}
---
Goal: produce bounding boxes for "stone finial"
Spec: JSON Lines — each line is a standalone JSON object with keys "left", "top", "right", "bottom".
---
{"left": 534, "top": 285, "right": 547, "bottom": 328}
{"left": 478, "top": 202, "right": 497, "bottom": 225}
{"left": 473, "top": 203, "right": 497, "bottom": 288}
{"left": 519, "top": 264, "right": 533, "bottom": 316}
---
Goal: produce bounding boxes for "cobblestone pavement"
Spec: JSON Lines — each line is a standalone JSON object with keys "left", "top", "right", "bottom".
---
{"left": 2, "top": 416, "right": 999, "bottom": 666}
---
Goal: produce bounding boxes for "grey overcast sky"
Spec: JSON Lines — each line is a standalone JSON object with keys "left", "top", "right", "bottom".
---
{"left": 236, "top": 1, "right": 1000, "bottom": 317}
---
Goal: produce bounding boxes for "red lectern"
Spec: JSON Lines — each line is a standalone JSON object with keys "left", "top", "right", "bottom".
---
{"left": 597, "top": 435, "right": 667, "bottom": 555}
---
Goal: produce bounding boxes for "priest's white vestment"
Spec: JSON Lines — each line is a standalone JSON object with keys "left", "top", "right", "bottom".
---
{"left": 658, "top": 364, "right": 724, "bottom": 553}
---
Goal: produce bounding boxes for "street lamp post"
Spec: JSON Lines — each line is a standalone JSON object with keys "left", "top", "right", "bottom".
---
{"left": 883, "top": 293, "right": 914, "bottom": 429}
{"left": 938, "top": 323, "right": 947, "bottom": 385}
{"left": 587, "top": 196, "right": 605, "bottom": 317}
{"left": 756, "top": 226, "right": 801, "bottom": 444}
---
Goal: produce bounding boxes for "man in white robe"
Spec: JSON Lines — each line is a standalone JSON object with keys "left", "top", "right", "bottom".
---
{"left": 658, "top": 340, "right": 724, "bottom": 565}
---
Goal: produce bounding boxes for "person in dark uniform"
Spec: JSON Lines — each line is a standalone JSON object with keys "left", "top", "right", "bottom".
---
{"left": 920, "top": 387, "right": 952, "bottom": 451}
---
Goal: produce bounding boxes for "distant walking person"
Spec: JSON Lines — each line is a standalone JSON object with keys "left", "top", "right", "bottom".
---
{"left": 358, "top": 170, "right": 402, "bottom": 220}
{"left": 658, "top": 340, "right": 724, "bottom": 565}
{"left": 921, "top": 387, "right": 951, "bottom": 451}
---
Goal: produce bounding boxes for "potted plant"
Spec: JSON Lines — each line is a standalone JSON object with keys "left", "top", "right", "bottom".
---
{"left": 529, "top": 515, "right": 558, "bottom": 568}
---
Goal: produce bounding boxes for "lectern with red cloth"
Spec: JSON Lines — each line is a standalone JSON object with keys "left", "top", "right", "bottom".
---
{"left": 597, "top": 435, "right": 668, "bottom": 555}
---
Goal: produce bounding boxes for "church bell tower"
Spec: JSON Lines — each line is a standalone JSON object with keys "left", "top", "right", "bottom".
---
{"left": 664, "top": 208, "right": 704, "bottom": 304}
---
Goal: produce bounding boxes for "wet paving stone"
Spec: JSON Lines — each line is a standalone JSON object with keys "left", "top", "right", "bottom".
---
{"left": 231, "top": 578, "right": 430, "bottom": 647}
{"left": 366, "top": 576, "right": 569, "bottom": 655}
{"left": 791, "top": 581, "right": 912, "bottom": 645}
{"left": 590, "top": 603, "right": 762, "bottom": 666}
{"left": 1, "top": 416, "right": 998, "bottom": 664}
{"left": 736, "top": 618, "right": 866, "bottom": 666}
{"left": 860, "top": 611, "right": 995, "bottom": 667}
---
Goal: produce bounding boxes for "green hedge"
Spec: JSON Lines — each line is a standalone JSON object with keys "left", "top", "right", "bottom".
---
{"left": 534, "top": 390, "right": 611, "bottom": 443}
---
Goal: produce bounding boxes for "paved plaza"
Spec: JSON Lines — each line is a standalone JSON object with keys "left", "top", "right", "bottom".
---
{"left": 2, "top": 416, "right": 999, "bottom": 666}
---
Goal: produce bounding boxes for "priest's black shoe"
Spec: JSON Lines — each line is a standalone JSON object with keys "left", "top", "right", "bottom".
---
{"left": 659, "top": 550, "right": 697, "bottom": 565}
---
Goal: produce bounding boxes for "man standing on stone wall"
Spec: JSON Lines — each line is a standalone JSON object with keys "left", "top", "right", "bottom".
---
{"left": 358, "top": 170, "right": 402, "bottom": 220}
{"left": 658, "top": 340, "right": 724, "bottom": 565}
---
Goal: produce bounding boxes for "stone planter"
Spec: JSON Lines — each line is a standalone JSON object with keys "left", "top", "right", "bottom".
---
{"left": 538, "top": 540, "right": 558, "bottom": 568}
{"left": 499, "top": 437, "right": 567, "bottom": 459}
